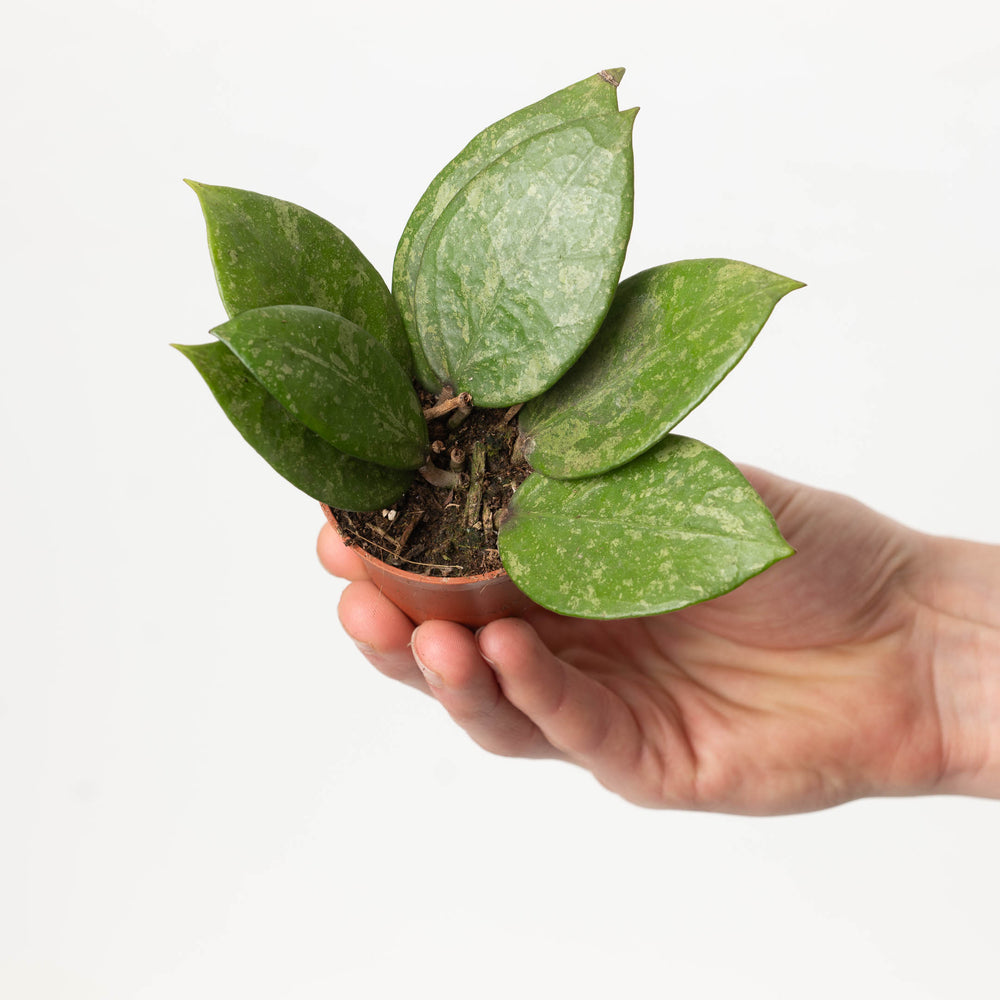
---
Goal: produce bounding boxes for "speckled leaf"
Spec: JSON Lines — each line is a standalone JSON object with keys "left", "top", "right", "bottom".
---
{"left": 187, "top": 181, "right": 411, "bottom": 374}
{"left": 211, "top": 305, "right": 427, "bottom": 471}
{"left": 414, "top": 109, "right": 637, "bottom": 407}
{"left": 521, "top": 260, "right": 805, "bottom": 479}
{"left": 173, "top": 342, "right": 413, "bottom": 510}
{"left": 498, "top": 436, "right": 793, "bottom": 619}
{"left": 393, "top": 68, "right": 624, "bottom": 390}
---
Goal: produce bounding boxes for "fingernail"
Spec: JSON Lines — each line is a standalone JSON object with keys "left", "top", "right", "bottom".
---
{"left": 410, "top": 631, "right": 444, "bottom": 688}
{"left": 352, "top": 637, "right": 376, "bottom": 656}
{"left": 474, "top": 627, "right": 497, "bottom": 668}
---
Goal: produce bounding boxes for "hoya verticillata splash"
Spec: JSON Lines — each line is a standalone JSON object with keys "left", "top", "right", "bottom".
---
{"left": 176, "top": 68, "right": 802, "bottom": 618}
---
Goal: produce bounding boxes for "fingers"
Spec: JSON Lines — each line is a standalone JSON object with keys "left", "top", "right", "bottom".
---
{"left": 325, "top": 518, "right": 645, "bottom": 774}
{"left": 337, "top": 580, "right": 425, "bottom": 690}
{"left": 317, "top": 521, "right": 369, "bottom": 581}
{"left": 335, "top": 582, "right": 561, "bottom": 757}
{"left": 334, "top": 583, "right": 656, "bottom": 789}
{"left": 476, "top": 618, "right": 642, "bottom": 777}
{"left": 411, "top": 621, "right": 561, "bottom": 759}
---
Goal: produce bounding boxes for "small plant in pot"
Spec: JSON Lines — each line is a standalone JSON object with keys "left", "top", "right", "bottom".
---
{"left": 175, "top": 68, "right": 803, "bottom": 625}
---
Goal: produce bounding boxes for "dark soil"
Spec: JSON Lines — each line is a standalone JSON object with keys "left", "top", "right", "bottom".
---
{"left": 331, "top": 390, "right": 532, "bottom": 577}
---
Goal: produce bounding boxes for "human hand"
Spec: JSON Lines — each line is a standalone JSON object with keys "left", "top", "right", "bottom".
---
{"left": 318, "top": 468, "right": 1000, "bottom": 814}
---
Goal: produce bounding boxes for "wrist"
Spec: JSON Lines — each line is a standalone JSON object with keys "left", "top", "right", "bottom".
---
{"left": 919, "top": 535, "right": 1000, "bottom": 798}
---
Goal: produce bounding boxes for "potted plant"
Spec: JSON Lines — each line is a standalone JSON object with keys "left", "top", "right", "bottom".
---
{"left": 175, "top": 68, "right": 803, "bottom": 625}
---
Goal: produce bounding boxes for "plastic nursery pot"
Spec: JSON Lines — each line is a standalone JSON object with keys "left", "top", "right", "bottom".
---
{"left": 321, "top": 504, "right": 533, "bottom": 627}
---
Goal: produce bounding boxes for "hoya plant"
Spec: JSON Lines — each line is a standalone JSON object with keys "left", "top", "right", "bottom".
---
{"left": 176, "top": 68, "right": 803, "bottom": 619}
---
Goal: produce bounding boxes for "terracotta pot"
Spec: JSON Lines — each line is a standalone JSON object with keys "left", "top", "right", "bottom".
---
{"left": 321, "top": 504, "right": 532, "bottom": 627}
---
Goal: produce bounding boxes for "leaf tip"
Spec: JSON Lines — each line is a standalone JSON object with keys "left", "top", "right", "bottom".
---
{"left": 184, "top": 178, "right": 224, "bottom": 210}
{"left": 776, "top": 538, "right": 796, "bottom": 560}
{"left": 599, "top": 67, "right": 626, "bottom": 87}
{"left": 207, "top": 321, "right": 229, "bottom": 344}
{"left": 775, "top": 276, "right": 807, "bottom": 303}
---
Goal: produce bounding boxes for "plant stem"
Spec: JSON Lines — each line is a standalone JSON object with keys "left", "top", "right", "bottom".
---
{"left": 511, "top": 431, "right": 529, "bottom": 466}
{"left": 423, "top": 391, "right": 473, "bottom": 421}
{"left": 446, "top": 395, "right": 474, "bottom": 430}
{"left": 465, "top": 441, "right": 486, "bottom": 528}
{"left": 419, "top": 463, "right": 465, "bottom": 489}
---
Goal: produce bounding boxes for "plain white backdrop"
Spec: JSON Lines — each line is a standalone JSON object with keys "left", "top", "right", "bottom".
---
{"left": 3, "top": 1, "right": 998, "bottom": 997}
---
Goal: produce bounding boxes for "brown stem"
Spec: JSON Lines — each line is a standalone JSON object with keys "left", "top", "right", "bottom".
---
{"left": 419, "top": 463, "right": 466, "bottom": 489}
{"left": 511, "top": 431, "right": 530, "bottom": 466}
{"left": 502, "top": 403, "right": 524, "bottom": 425}
{"left": 447, "top": 397, "right": 473, "bottom": 430}
{"left": 423, "top": 391, "right": 473, "bottom": 421}
{"left": 449, "top": 447, "right": 466, "bottom": 473}
{"left": 465, "top": 441, "right": 486, "bottom": 528}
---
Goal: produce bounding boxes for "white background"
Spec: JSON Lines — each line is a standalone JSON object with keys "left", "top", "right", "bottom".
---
{"left": 3, "top": 1, "right": 998, "bottom": 997}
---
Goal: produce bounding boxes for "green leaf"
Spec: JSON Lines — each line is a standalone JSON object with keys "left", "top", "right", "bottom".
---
{"left": 211, "top": 305, "right": 428, "bottom": 471}
{"left": 173, "top": 342, "right": 413, "bottom": 510}
{"left": 521, "top": 260, "right": 804, "bottom": 479}
{"left": 187, "top": 181, "right": 412, "bottom": 374}
{"left": 393, "top": 68, "right": 625, "bottom": 390}
{"left": 498, "top": 436, "right": 793, "bottom": 619}
{"left": 414, "top": 109, "right": 637, "bottom": 407}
